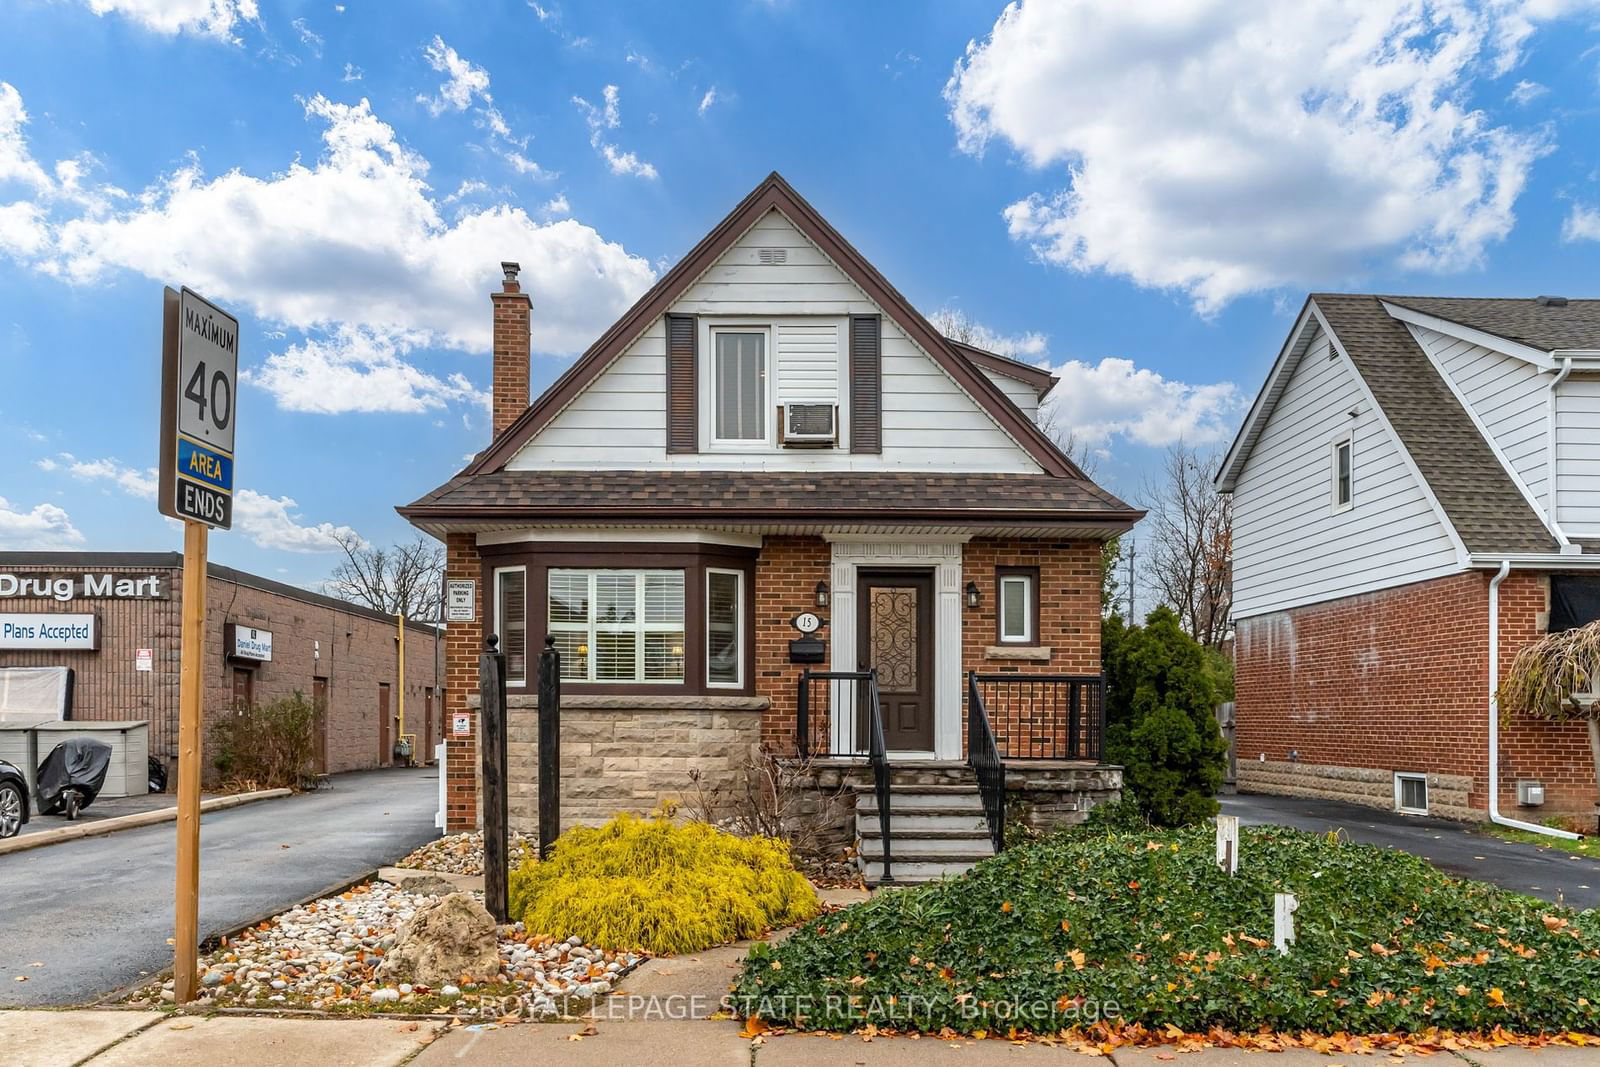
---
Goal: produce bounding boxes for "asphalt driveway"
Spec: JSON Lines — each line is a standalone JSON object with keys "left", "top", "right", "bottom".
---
{"left": 0, "top": 767, "right": 440, "bottom": 1007}
{"left": 1222, "top": 792, "right": 1600, "bottom": 909}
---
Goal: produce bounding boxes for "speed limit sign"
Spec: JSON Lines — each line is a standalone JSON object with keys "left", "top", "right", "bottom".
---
{"left": 158, "top": 286, "right": 238, "bottom": 529}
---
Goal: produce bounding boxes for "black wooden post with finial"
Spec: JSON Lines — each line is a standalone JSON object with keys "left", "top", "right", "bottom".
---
{"left": 537, "top": 635, "right": 561, "bottom": 860}
{"left": 480, "top": 633, "right": 510, "bottom": 922}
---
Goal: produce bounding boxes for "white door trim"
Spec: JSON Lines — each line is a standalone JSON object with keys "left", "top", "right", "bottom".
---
{"left": 828, "top": 539, "right": 964, "bottom": 760}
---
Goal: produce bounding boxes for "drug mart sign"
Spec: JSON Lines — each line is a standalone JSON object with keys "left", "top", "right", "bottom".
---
{"left": 0, "top": 572, "right": 167, "bottom": 602}
{"left": 0, "top": 613, "right": 98, "bottom": 650}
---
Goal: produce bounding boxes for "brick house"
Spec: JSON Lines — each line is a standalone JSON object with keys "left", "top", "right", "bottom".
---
{"left": 1218, "top": 294, "right": 1600, "bottom": 824}
{"left": 401, "top": 173, "right": 1139, "bottom": 879}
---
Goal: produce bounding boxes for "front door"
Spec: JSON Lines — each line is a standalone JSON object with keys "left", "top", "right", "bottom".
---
{"left": 858, "top": 570, "right": 935, "bottom": 752}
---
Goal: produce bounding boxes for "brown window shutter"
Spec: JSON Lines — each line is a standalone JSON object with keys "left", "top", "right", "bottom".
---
{"left": 666, "top": 313, "right": 697, "bottom": 454}
{"left": 849, "top": 314, "right": 882, "bottom": 454}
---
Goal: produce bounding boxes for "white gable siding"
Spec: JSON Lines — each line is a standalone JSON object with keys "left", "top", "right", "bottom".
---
{"left": 1231, "top": 333, "right": 1460, "bottom": 619}
{"left": 507, "top": 209, "right": 1040, "bottom": 472}
{"left": 1556, "top": 374, "right": 1600, "bottom": 537}
{"left": 1411, "top": 325, "right": 1550, "bottom": 515}
{"left": 978, "top": 368, "right": 1040, "bottom": 422}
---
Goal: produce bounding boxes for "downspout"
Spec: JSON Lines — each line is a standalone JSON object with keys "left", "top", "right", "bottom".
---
{"left": 1547, "top": 357, "right": 1574, "bottom": 546}
{"left": 1487, "top": 559, "right": 1581, "bottom": 839}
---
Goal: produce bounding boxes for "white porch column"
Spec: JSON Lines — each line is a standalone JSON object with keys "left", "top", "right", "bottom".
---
{"left": 826, "top": 536, "right": 968, "bottom": 760}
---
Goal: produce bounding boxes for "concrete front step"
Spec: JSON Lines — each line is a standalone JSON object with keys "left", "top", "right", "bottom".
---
{"left": 861, "top": 857, "right": 989, "bottom": 883}
{"left": 859, "top": 832, "right": 993, "bottom": 858}
{"left": 857, "top": 791, "right": 985, "bottom": 811}
{"left": 857, "top": 810, "right": 990, "bottom": 833}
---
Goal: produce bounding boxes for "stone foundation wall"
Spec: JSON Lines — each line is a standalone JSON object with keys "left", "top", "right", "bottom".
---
{"left": 499, "top": 695, "right": 765, "bottom": 832}
{"left": 1236, "top": 759, "right": 1476, "bottom": 821}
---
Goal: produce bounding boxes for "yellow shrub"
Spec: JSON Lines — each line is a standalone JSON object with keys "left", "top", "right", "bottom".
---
{"left": 508, "top": 814, "right": 820, "bottom": 955}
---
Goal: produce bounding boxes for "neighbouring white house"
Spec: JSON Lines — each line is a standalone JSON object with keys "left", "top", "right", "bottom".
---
{"left": 1219, "top": 293, "right": 1600, "bottom": 822}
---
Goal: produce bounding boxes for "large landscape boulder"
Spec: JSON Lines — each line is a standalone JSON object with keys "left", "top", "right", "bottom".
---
{"left": 377, "top": 892, "right": 501, "bottom": 987}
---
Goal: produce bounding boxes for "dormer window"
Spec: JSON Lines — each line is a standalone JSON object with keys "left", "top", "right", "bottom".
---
{"left": 713, "top": 329, "right": 768, "bottom": 443}
{"left": 1331, "top": 434, "right": 1353, "bottom": 512}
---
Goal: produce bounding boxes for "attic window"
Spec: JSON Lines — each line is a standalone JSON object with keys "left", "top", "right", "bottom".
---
{"left": 1331, "top": 434, "right": 1353, "bottom": 512}
{"left": 757, "top": 248, "right": 787, "bottom": 265}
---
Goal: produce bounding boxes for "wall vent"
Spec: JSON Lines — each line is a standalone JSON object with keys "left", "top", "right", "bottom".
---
{"left": 757, "top": 248, "right": 787, "bottom": 265}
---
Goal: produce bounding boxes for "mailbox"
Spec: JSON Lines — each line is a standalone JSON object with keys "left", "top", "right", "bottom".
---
{"left": 788, "top": 636, "right": 826, "bottom": 664}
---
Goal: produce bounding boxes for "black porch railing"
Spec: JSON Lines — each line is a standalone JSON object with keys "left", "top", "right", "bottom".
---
{"left": 965, "top": 672, "right": 1006, "bottom": 854}
{"left": 797, "top": 669, "right": 893, "bottom": 883}
{"left": 968, "top": 673, "right": 1105, "bottom": 762}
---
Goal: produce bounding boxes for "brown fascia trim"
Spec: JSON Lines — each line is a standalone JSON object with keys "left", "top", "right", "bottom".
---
{"left": 466, "top": 172, "right": 1084, "bottom": 480}
{"left": 948, "top": 340, "right": 1058, "bottom": 399}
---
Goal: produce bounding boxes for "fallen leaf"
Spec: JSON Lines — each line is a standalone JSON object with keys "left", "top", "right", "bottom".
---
{"left": 740, "top": 1018, "right": 769, "bottom": 1039}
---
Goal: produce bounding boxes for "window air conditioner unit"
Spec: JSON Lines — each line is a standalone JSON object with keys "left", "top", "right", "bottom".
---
{"left": 781, "top": 403, "right": 836, "bottom": 447}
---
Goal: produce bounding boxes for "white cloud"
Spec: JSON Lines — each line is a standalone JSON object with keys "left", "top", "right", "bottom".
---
{"left": 1509, "top": 78, "right": 1549, "bottom": 104}
{"left": 342, "top": 62, "right": 364, "bottom": 82}
{"left": 233, "top": 490, "right": 362, "bottom": 552}
{"left": 40, "top": 447, "right": 360, "bottom": 552}
{"left": 574, "top": 85, "right": 658, "bottom": 179}
{"left": 292, "top": 16, "right": 322, "bottom": 56}
{"left": 417, "top": 36, "right": 491, "bottom": 116}
{"left": 77, "top": 0, "right": 258, "bottom": 41}
{"left": 42, "top": 453, "right": 158, "bottom": 499}
{"left": 542, "top": 194, "right": 570, "bottom": 215}
{"left": 927, "top": 307, "right": 1048, "bottom": 359}
{"left": 0, "top": 497, "right": 83, "bottom": 549}
{"left": 1040, "top": 358, "right": 1244, "bottom": 448}
{"left": 528, "top": 1, "right": 554, "bottom": 20}
{"left": 244, "top": 327, "right": 486, "bottom": 415}
{"left": 0, "top": 86, "right": 655, "bottom": 366}
{"left": 1564, "top": 204, "right": 1600, "bottom": 241}
{"left": 698, "top": 87, "right": 718, "bottom": 115}
{"left": 946, "top": 0, "right": 1582, "bottom": 314}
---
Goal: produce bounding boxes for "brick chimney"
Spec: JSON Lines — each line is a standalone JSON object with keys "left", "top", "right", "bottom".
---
{"left": 491, "top": 261, "right": 532, "bottom": 438}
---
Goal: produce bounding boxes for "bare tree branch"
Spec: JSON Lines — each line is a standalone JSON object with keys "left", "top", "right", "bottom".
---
{"left": 325, "top": 533, "right": 445, "bottom": 619}
{"left": 1140, "top": 444, "right": 1232, "bottom": 646}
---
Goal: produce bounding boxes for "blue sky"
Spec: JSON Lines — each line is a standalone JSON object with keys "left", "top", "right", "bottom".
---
{"left": 2, "top": 0, "right": 1599, "bottom": 589}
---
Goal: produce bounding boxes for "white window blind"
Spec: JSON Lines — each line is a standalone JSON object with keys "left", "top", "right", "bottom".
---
{"left": 548, "top": 569, "right": 685, "bottom": 684}
{"left": 495, "top": 568, "right": 527, "bottom": 684}
{"left": 706, "top": 569, "right": 743, "bottom": 686}
{"left": 715, "top": 331, "right": 766, "bottom": 441}
{"left": 999, "top": 574, "right": 1032, "bottom": 643}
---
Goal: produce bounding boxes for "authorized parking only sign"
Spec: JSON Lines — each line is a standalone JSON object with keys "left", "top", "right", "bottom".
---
{"left": 159, "top": 287, "right": 238, "bottom": 529}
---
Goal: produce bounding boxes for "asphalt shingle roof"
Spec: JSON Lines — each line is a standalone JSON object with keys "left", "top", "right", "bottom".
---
{"left": 1312, "top": 294, "right": 1558, "bottom": 555}
{"left": 402, "top": 470, "right": 1139, "bottom": 523}
{"left": 1383, "top": 295, "right": 1600, "bottom": 353}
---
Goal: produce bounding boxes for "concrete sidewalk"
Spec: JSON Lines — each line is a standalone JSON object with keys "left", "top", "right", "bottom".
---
{"left": 8, "top": 1011, "right": 1600, "bottom": 1067}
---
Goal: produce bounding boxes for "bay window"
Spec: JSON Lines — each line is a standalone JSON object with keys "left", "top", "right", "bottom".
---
{"left": 548, "top": 569, "right": 686, "bottom": 684}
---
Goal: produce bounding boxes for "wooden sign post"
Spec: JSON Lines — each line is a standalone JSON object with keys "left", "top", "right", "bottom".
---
{"left": 158, "top": 286, "right": 238, "bottom": 1004}
{"left": 1274, "top": 893, "right": 1299, "bottom": 955}
{"left": 1215, "top": 815, "right": 1239, "bottom": 875}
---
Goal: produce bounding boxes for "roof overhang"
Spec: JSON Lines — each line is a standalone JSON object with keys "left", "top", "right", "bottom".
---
{"left": 948, "top": 340, "right": 1059, "bottom": 400}
{"left": 1466, "top": 553, "right": 1600, "bottom": 570}
{"left": 1381, "top": 300, "right": 1555, "bottom": 370}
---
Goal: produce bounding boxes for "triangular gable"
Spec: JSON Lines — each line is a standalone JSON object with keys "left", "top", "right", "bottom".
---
{"left": 466, "top": 172, "right": 1080, "bottom": 478}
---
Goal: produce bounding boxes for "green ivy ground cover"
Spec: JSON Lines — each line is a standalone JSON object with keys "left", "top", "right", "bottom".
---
{"left": 732, "top": 825, "right": 1600, "bottom": 1035}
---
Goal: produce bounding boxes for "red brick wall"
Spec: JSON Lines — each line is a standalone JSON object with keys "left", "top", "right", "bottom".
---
{"left": 751, "top": 535, "right": 1106, "bottom": 755}
{"left": 443, "top": 532, "right": 483, "bottom": 831}
{"left": 753, "top": 536, "right": 832, "bottom": 752}
{"left": 198, "top": 575, "right": 443, "bottom": 781}
{"left": 1236, "top": 570, "right": 1598, "bottom": 814}
{"left": 962, "top": 538, "right": 1104, "bottom": 756}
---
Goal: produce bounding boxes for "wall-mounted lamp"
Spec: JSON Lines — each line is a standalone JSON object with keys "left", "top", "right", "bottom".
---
{"left": 965, "top": 581, "right": 981, "bottom": 609}
{"left": 814, "top": 580, "right": 830, "bottom": 608}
